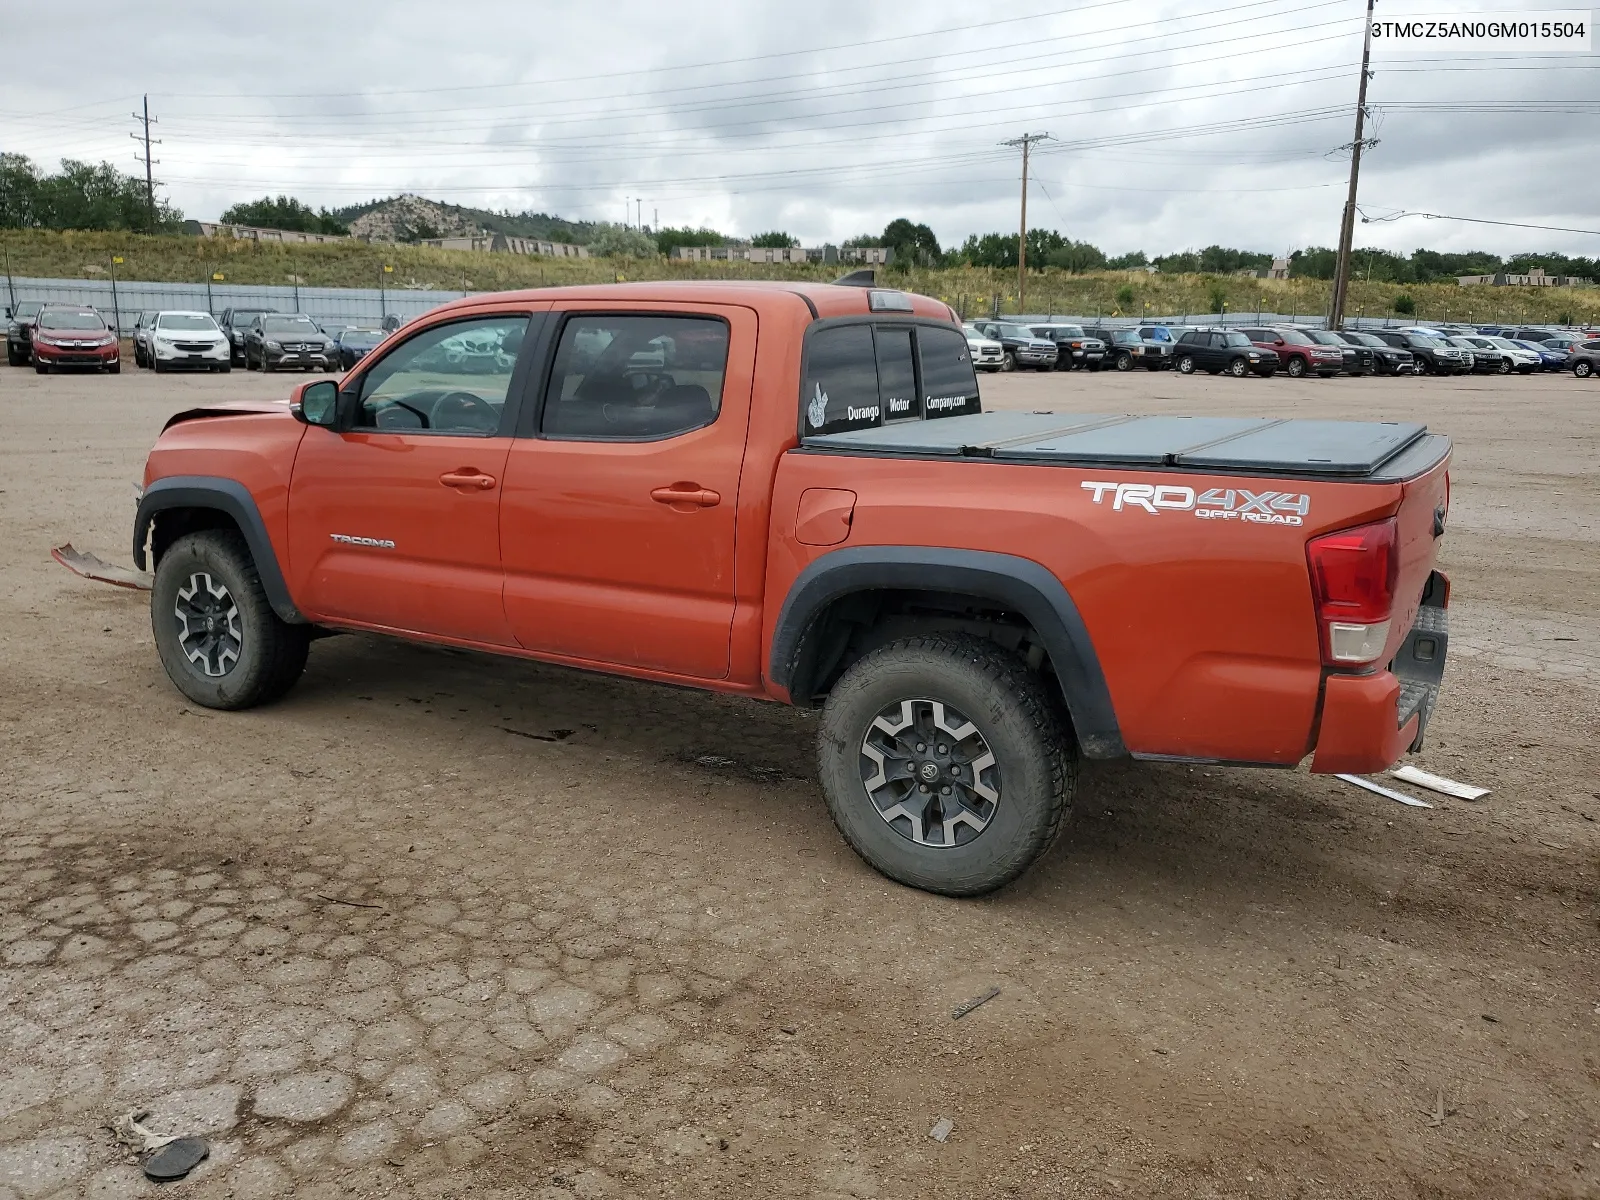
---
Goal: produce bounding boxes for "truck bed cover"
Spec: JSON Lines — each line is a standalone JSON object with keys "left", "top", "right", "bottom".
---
{"left": 801, "top": 412, "right": 1448, "bottom": 481}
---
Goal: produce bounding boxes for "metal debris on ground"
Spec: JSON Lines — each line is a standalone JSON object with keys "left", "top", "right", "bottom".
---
{"left": 929, "top": 1117, "right": 954, "bottom": 1143}
{"left": 51, "top": 544, "right": 153, "bottom": 590}
{"left": 951, "top": 985, "right": 1002, "bottom": 1020}
{"left": 1335, "top": 773, "right": 1433, "bottom": 808}
{"left": 1391, "top": 764, "right": 1491, "bottom": 801}
{"left": 1426, "top": 1088, "right": 1447, "bottom": 1127}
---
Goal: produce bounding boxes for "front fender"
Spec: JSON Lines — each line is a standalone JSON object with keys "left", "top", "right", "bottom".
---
{"left": 133, "top": 476, "right": 304, "bottom": 624}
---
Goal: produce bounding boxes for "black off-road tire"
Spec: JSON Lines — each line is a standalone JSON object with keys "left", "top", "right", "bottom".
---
{"left": 151, "top": 529, "right": 310, "bottom": 710}
{"left": 817, "top": 634, "right": 1076, "bottom": 897}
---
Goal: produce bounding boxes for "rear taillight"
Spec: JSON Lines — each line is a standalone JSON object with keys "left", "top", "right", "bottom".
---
{"left": 1306, "top": 518, "right": 1399, "bottom": 665}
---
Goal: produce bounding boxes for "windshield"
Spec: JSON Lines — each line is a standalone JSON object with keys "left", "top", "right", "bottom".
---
{"left": 341, "top": 331, "right": 383, "bottom": 347}
{"left": 1112, "top": 331, "right": 1141, "bottom": 344}
{"left": 231, "top": 310, "right": 271, "bottom": 323}
{"left": 1050, "top": 325, "right": 1085, "bottom": 337}
{"left": 157, "top": 314, "right": 219, "bottom": 332}
{"left": 1277, "top": 330, "right": 1315, "bottom": 346}
{"left": 15, "top": 302, "right": 42, "bottom": 319}
{"left": 1305, "top": 331, "right": 1344, "bottom": 345}
{"left": 1488, "top": 337, "right": 1521, "bottom": 349}
{"left": 262, "top": 316, "right": 320, "bottom": 335}
{"left": 1408, "top": 335, "right": 1442, "bottom": 348}
{"left": 1345, "top": 332, "right": 1384, "bottom": 347}
{"left": 1223, "top": 332, "right": 1253, "bottom": 347}
{"left": 997, "top": 324, "right": 1034, "bottom": 338}
{"left": 41, "top": 310, "right": 106, "bottom": 330}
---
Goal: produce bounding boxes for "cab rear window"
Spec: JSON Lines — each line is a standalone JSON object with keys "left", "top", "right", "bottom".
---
{"left": 802, "top": 322, "right": 981, "bottom": 436}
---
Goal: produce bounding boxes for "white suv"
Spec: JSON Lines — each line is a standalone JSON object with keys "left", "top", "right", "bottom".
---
{"left": 147, "top": 311, "right": 231, "bottom": 373}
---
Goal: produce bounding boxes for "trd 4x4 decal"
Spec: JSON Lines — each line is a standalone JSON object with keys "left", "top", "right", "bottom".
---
{"left": 1081, "top": 481, "right": 1310, "bottom": 526}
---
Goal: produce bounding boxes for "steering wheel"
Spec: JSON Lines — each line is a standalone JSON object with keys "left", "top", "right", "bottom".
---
{"left": 432, "top": 390, "right": 499, "bottom": 432}
{"left": 374, "top": 400, "right": 431, "bottom": 429}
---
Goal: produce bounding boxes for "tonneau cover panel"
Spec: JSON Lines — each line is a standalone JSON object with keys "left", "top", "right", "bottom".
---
{"left": 802, "top": 412, "right": 1440, "bottom": 480}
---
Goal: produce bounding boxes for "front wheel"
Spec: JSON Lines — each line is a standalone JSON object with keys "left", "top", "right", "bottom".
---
{"left": 151, "top": 529, "right": 310, "bottom": 710}
{"left": 1114, "top": 352, "right": 1133, "bottom": 371}
{"left": 33, "top": 357, "right": 48, "bottom": 374}
{"left": 108, "top": 362, "right": 121, "bottom": 374}
{"left": 1285, "top": 357, "right": 1306, "bottom": 378}
{"left": 1001, "top": 351, "right": 1016, "bottom": 373}
{"left": 1575, "top": 360, "right": 1594, "bottom": 379}
{"left": 817, "top": 635, "right": 1075, "bottom": 897}
{"left": 1176, "top": 355, "right": 1196, "bottom": 374}
{"left": 1496, "top": 359, "right": 1511, "bottom": 375}
{"left": 1228, "top": 357, "right": 1249, "bottom": 377}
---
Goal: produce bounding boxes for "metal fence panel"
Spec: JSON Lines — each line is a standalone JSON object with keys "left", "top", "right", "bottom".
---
{"left": 4, "top": 276, "right": 475, "bottom": 335}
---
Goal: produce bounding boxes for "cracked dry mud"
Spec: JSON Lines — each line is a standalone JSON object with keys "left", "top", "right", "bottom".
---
{"left": 1, "top": 366, "right": 1597, "bottom": 1199}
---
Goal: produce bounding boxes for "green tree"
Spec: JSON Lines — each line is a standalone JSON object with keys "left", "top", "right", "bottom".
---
{"left": 655, "top": 226, "right": 725, "bottom": 256}
{"left": 1154, "top": 251, "right": 1200, "bottom": 274}
{"left": 1, "top": 155, "right": 182, "bottom": 232}
{"left": 585, "top": 223, "right": 659, "bottom": 258}
{"left": 1393, "top": 293, "right": 1416, "bottom": 316}
{"left": 881, "top": 218, "right": 941, "bottom": 266}
{"left": 1288, "top": 247, "right": 1337, "bottom": 279}
{"left": 1046, "top": 240, "right": 1106, "bottom": 273}
{"left": 751, "top": 230, "right": 798, "bottom": 248}
{"left": 220, "top": 195, "right": 348, "bottom": 235}
{"left": 1115, "top": 284, "right": 1135, "bottom": 307}
{"left": 1207, "top": 282, "right": 1228, "bottom": 313}
{"left": 1107, "top": 250, "right": 1148, "bottom": 270}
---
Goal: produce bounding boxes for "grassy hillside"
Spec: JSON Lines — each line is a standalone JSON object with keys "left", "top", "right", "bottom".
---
{"left": 5, "top": 228, "right": 1597, "bottom": 326}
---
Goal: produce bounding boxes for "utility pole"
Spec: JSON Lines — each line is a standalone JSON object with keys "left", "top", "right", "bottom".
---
{"left": 1329, "top": 0, "right": 1378, "bottom": 330}
{"left": 130, "top": 96, "right": 160, "bottom": 231}
{"left": 1001, "top": 132, "right": 1051, "bottom": 314}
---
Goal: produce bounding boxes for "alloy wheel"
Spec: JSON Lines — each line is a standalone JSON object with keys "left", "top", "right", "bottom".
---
{"left": 174, "top": 571, "right": 242, "bottom": 677}
{"left": 859, "top": 698, "right": 1000, "bottom": 849}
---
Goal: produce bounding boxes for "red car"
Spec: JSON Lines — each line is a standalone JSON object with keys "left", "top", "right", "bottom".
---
{"left": 31, "top": 305, "right": 121, "bottom": 374}
{"left": 1238, "top": 326, "right": 1343, "bottom": 378}
{"left": 127, "top": 281, "right": 1451, "bottom": 896}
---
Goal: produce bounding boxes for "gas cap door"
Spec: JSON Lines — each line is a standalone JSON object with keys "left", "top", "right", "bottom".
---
{"left": 795, "top": 488, "right": 856, "bottom": 547}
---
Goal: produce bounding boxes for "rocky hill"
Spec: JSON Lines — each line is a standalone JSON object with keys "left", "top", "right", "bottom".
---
{"left": 334, "top": 195, "right": 600, "bottom": 245}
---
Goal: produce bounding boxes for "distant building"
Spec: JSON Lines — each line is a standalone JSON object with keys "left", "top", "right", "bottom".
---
{"left": 418, "top": 234, "right": 589, "bottom": 258}
{"left": 672, "top": 243, "right": 892, "bottom": 265}
{"left": 185, "top": 220, "right": 348, "bottom": 245}
{"left": 1236, "top": 257, "right": 1291, "bottom": 280}
{"left": 1458, "top": 268, "right": 1593, "bottom": 288}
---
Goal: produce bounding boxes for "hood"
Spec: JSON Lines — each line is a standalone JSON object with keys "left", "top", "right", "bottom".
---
{"left": 36, "top": 320, "right": 111, "bottom": 336}
{"left": 160, "top": 397, "right": 291, "bottom": 432}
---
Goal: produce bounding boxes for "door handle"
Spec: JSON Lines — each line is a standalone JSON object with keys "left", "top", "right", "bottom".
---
{"left": 440, "top": 470, "right": 497, "bottom": 490}
{"left": 651, "top": 483, "right": 721, "bottom": 510}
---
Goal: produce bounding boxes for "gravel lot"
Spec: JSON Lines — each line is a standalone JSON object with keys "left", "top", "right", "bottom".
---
{"left": 1, "top": 361, "right": 1596, "bottom": 1200}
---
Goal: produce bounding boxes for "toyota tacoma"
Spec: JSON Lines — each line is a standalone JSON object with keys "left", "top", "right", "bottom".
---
{"left": 129, "top": 281, "right": 1453, "bottom": 897}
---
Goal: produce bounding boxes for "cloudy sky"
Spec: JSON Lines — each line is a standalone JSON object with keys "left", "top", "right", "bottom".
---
{"left": 5, "top": 0, "right": 1596, "bottom": 258}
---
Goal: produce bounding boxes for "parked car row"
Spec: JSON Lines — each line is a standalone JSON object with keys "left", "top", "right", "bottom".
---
{"left": 959, "top": 316, "right": 1600, "bottom": 380}
{"left": 5, "top": 302, "right": 387, "bottom": 376}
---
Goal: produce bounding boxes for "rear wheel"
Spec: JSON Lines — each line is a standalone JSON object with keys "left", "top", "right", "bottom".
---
{"left": 1176, "top": 355, "right": 1196, "bottom": 374}
{"left": 151, "top": 529, "right": 310, "bottom": 710}
{"left": 817, "top": 634, "right": 1075, "bottom": 897}
{"left": 1228, "top": 357, "right": 1249, "bottom": 377}
{"left": 1496, "top": 358, "right": 1511, "bottom": 375}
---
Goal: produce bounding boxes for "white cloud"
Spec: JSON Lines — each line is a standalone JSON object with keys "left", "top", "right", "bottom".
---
{"left": 4, "top": 0, "right": 1593, "bottom": 256}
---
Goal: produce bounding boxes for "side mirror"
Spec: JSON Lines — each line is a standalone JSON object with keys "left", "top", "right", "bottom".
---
{"left": 291, "top": 379, "right": 339, "bottom": 428}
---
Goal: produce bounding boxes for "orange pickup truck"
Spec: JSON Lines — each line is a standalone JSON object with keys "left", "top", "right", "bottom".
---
{"left": 133, "top": 280, "right": 1451, "bottom": 896}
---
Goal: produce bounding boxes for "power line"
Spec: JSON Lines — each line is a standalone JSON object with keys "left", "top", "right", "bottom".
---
{"left": 1358, "top": 208, "right": 1600, "bottom": 238}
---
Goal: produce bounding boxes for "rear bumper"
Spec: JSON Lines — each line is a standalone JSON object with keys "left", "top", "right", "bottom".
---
{"left": 1310, "top": 570, "right": 1449, "bottom": 774}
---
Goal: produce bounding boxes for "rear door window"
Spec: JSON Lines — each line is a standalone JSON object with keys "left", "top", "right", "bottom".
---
{"left": 541, "top": 314, "right": 728, "bottom": 441}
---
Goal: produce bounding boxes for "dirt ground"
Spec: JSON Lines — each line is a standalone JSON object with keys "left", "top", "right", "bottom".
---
{"left": 1, "top": 359, "right": 1596, "bottom": 1200}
